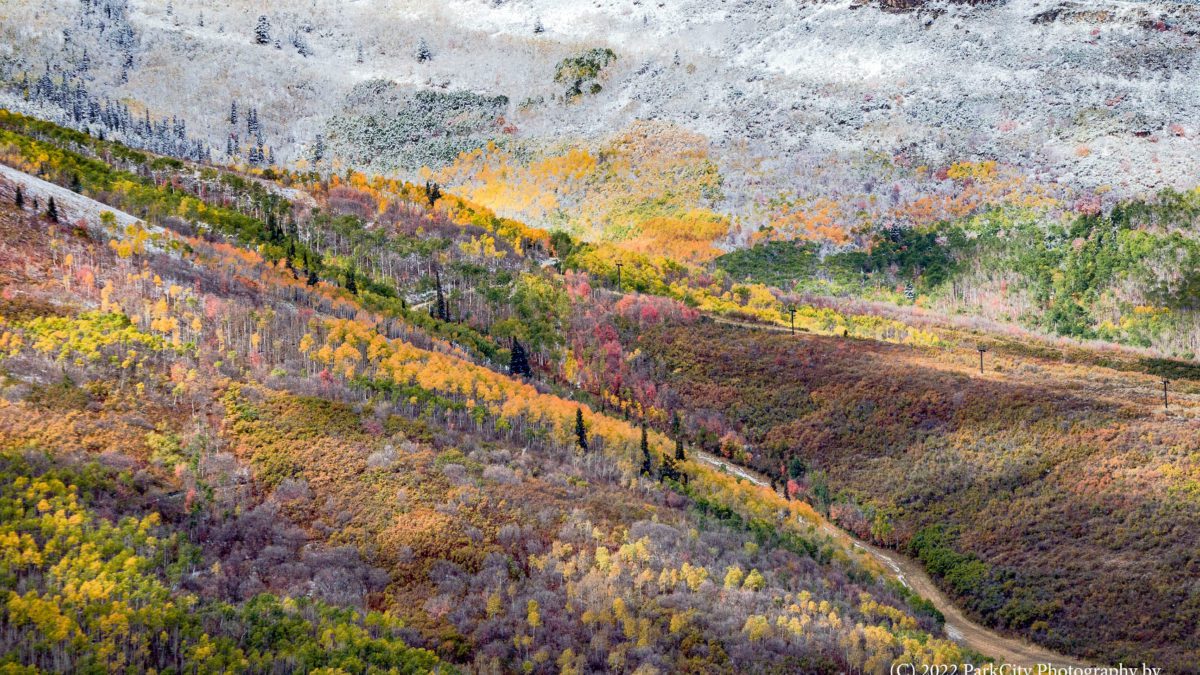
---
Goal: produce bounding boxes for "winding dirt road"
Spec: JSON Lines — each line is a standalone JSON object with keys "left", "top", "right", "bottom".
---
{"left": 694, "top": 451, "right": 1094, "bottom": 668}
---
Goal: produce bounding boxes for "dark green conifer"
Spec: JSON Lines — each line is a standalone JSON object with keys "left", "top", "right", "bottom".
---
{"left": 574, "top": 408, "right": 588, "bottom": 451}
{"left": 640, "top": 423, "right": 652, "bottom": 477}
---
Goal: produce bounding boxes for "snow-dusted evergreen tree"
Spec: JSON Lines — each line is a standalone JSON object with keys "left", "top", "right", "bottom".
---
{"left": 254, "top": 15, "right": 271, "bottom": 45}
{"left": 294, "top": 33, "right": 312, "bottom": 58}
{"left": 356, "top": 42, "right": 364, "bottom": 64}
{"left": 229, "top": 100, "right": 238, "bottom": 126}
{"left": 534, "top": 17, "right": 544, "bottom": 34}
{"left": 22, "top": 65, "right": 210, "bottom": 163}
{"left": 119, "top": 50, "right": 133, "bottom": 83}
{"left": 312, "top": 134, "right": 325, "bottom": 163}
{"left": 415, "top": 39, "right": 432, "bottom": 63}
{"left": 247, "top": 108, "right": 259, "bottom": 136}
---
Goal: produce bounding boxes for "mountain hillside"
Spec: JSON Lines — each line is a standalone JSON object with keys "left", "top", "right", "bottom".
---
{"left": 2, "top": 1, "right": 1200, "bottom": 671}
{"left": 0, "top": 111, "right": 980, "bottom": 673}
{"left": 3, "top": 0, "right": 1199, "bottom": 222}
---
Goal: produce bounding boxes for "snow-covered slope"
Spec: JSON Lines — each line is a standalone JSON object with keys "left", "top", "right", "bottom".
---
{"left": 0, "top": 163, "right": 142, "bottom": 230}
{"left": 2, "top": 0, "right": 1198, "bottom": 219}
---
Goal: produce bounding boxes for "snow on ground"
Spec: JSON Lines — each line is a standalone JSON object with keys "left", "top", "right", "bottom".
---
{"left": 3, "top": 0, "right": 1198, "bottom": 221}
{"left": 0, "top": 164, "right": 143, "bottom": 230}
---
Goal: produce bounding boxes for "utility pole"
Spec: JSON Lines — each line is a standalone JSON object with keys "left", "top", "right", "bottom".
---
{"left": 615, "top": 262, "right": 624, "bottom": 293}
{"left": 1163, "top": 378, "right": 1170, "bottom": 410}
{"left": 977, "top": 346, "right": 987, "bottom": 374}
{"left": 789, "top": 306, "right": 796, "bottom": 335}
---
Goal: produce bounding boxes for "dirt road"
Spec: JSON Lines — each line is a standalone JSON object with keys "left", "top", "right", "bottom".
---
{"left": 694, "top": 450, "right": 1094, "bottom": 668}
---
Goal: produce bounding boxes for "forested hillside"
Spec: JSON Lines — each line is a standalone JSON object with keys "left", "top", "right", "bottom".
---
{"left": 5, "top": 93, "right": 1200, "bottom": 670}
{"left": 7, "top": 0, "right": 1200, "bottom": 362}
{"left": 714, "top": 190, "right": 1200, "bottom": 358}
{"left": 0, "top": 112, "right": 978, "bottom": 673}
{"left": 4, "top": 0, "right": 1200, "bottom": 671}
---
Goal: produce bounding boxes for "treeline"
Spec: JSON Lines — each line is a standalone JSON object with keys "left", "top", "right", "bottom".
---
{"left": 717, "top": 193, "right": 1200, "bottom": 357}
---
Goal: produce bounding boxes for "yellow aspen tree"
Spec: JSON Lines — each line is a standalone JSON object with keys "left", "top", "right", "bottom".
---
{"left": 723, "top": 565, "right": 744, "bottom": 589}
{"left": 743, "top": 569, "right": 766, "bottom": 592}
{"left": 526, "top": 599, "right": 541, "bottom": 630}
{"left": 743, "top": 615, "right": 770, "bottom": 642}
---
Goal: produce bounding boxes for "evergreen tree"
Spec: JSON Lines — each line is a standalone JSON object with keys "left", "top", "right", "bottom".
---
{"left": 306, "top": 270, "right": 319, "bottom": 286}
{"left": 344, "top": 269, "right": 358, "bottom": 295}
{"left": 788, "top": 457, "right": 807, "bottom": 480}
{"left": 46, "top": 196, "right": 58, "bottom": 222}
{"left": 424, "top": 181, "right": 441, "bottom": 207}
{"left": 14, "top": 186, "right": 23, "bottom": 208}
{"left": 674, "top": 415, "right": 686, "bottom": 462}
{"left": 574, "top": 408, "right": 588, "bottom": 452}
{"left": 229, "top": 100, "right": 238, "bottom": 126}
{"left": 254, "top": 15, "right": 271, "bottom": 45}
{"left": 640, "top": 424, "right": 653, "bottom": 477}
{"left": 534, "top": 17, "right": 544, "bottom": 34}
{"left": 312, "top": 134, "right": 325, "bottom": 163}
{"left": 415, "top": 39, "right": 432, "bottom": 62}
{"left": 659, "top": 452, "right": 679, "bottom": 484}
{"left": 433, "top": 267, "right": 448, "bottom": 321}
{"left": 356, "top": 42, "right": 365, "bottom": 64}
{"left": 295, "top": 34, "right": 313, "bottom": 57}
{"left": 120, "top": 50, "right": 134, "bottom": 81}
{"left": 510, "top": 338, "right": 531, "bottom": 377}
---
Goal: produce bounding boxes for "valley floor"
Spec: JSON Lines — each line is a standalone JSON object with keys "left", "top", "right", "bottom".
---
{"left": 695, "top": 450, "right": 1093, "bottom": 669}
